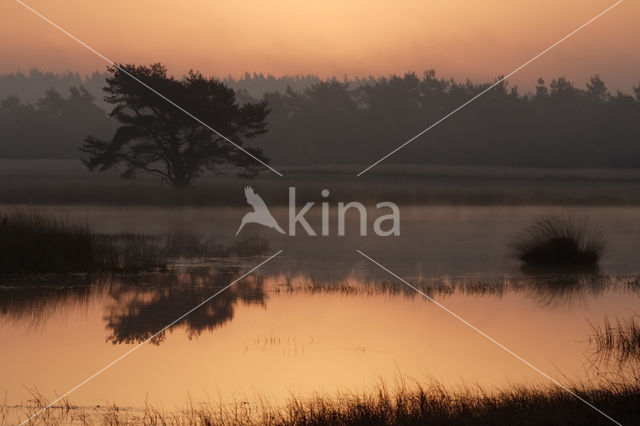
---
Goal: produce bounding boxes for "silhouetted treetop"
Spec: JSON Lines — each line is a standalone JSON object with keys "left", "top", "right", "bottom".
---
{"left": 259, "top": 71, "right": 640, "bottom": 167}
{"left": 2, "top": 68, "right": 640, "bottom": 169}
{"left": 81, "top": 63, "right": 270, "bottom": 187}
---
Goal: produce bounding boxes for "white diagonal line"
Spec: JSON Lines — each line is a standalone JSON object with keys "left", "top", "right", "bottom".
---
{"left": 18, "top": 250, "right": 284, "bottom": 425}
{"left": 357, "top": 0, "right": 624, "bottom": 176}
{"left": 15, "top": 0, "right": 283, "bottom": 177}
{"left": 356, "top": 249, "right": 622, "bottom": 426}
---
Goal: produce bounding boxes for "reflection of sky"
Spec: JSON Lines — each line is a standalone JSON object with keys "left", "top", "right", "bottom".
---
{"left": 1, "top": 271, "right": 639, "bottom": 417}
{"left": 3, "top": 204, "right": 640, "bottom": 419}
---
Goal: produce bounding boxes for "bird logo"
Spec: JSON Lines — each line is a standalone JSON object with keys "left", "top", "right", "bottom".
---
{"left": 236, "top": 186, "right": 285, "bottom": 235}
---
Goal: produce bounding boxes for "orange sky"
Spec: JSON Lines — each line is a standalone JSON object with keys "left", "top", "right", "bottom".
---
{"left": 2, "top": 0, "right": 638, "bottom": 91}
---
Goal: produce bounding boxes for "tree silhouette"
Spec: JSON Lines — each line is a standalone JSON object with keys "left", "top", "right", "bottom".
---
{"left": 4, "top": 69, "right": 640, "bottom": 169}
{"left": 81, "top": 63, "right": 270, "bottom": 188}
{"left": 0, "top": 86, "right": 112, "bottom": 158}
{"left": 586, "top": 75, "right": 608, "bottom": 101}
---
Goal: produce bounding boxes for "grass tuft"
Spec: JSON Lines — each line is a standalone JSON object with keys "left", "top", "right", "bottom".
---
{"left": 511, "top": 214, "right": 605, "bottom": 268}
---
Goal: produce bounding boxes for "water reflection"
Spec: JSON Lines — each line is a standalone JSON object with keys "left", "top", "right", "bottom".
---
{"left": 2, "top": 268, "right": 640, "bottom": 415}
{"left": 519, "top": 272, "right": 611, "bottom": 311}
{"left": 0, "top": 281, "right": 98, "bottom": 332}
{"left": 1, "top": 266, "right": 638, "bottom": 345}
{"left": 4, "top": 206, "right": 640, "bottom": 414}
{"left": 589, "top": 314, "right": 640, "bottom": 371}
{"left": 0, "top": 268, "right": 268, "bottom": 344}
{"left": 105, "top": 270, "right": 267, "bottom": 344}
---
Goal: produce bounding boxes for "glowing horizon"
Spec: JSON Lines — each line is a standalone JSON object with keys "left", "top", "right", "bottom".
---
{"left": 2, "top": 0, "right": 638, "bottom": 91}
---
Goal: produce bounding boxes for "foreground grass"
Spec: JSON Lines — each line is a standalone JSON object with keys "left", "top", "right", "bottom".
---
{"left": 0, "top": 209, "right": 164, "bottom": 273}
{"left": 7, "top": 381, "right": 640, "bottom": 425}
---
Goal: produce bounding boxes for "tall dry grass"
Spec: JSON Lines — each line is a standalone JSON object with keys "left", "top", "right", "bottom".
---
{"left": 0, "top": 209, "right": 164, "bottom": 273}
{"left": 7, "top": 380, "right": 640, "bottom": 425}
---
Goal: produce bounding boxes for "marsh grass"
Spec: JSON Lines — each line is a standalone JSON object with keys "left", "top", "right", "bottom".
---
{"left": 511, "top": 214, "right": 605, "bottom": 268}
{"left": 6, "top": 380, "right": 640, "bottom": 425}
{"left": 273, "top": 273, "right": 629, "bottom": 306}
{"left": 591, "top": 316, "right": 640, "bottom": 364}
{"left": 0, "top": 209, "right": 165, "bottom": 274}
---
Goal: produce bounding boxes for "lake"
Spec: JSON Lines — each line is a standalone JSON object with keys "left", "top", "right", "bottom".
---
{"left": 2, "top": 205, "right": 640, "bottom": 423}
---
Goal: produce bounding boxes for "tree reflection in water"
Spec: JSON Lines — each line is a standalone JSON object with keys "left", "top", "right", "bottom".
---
{"left": 104, "top": 269, "right": 266, "bottom": 344}
{"left": 1, "top": 261, "right": 638, "bottom": 346}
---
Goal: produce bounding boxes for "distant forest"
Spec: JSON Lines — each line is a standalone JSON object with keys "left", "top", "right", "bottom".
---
{"left": 1, "top": 69, "right": 639, "bottom": 168}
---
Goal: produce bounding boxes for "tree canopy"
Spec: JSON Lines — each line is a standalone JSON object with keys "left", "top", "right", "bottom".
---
{"left": 81, "top": 63, "right": 270, "bottom": 187}
{"left": 260, "top": 72, "right": 640, "bottom": 167}
{"left": 2, "top": 69, "right": 640, "bottom": 170}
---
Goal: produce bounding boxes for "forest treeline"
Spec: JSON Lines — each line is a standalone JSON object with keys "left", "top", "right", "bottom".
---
{"left": 0, "top": 69, "right": 323, "bottom": 105}
{"left": 1, "top": 69, "right": 639, "bottom": 167}
{"left": 0, "top": 87, "right": 114, "bottom": 158}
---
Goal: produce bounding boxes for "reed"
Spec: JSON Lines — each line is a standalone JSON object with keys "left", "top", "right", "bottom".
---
{"left": 591, "top": 316, "right": 640, "bottom": 364}
{"left": 7, "top": 379, "right": 640, "bottom": 425}
{"left": 0, "top": 209, "right": 164, "bottom": 273}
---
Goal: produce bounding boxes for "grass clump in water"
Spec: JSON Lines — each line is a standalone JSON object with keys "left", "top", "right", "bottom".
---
{"left": 0, "top": 209, "right": 164, "bottom": 273}
{"left": 511, "top": 214, "right": 605, "bottom": 268}
{"left": 591, "top": 316, "right": 640, "bottom": 364}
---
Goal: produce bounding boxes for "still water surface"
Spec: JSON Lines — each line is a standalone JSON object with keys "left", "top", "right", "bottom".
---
{"left": 1, "top": 205, "right": 640, "bottom": 416}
